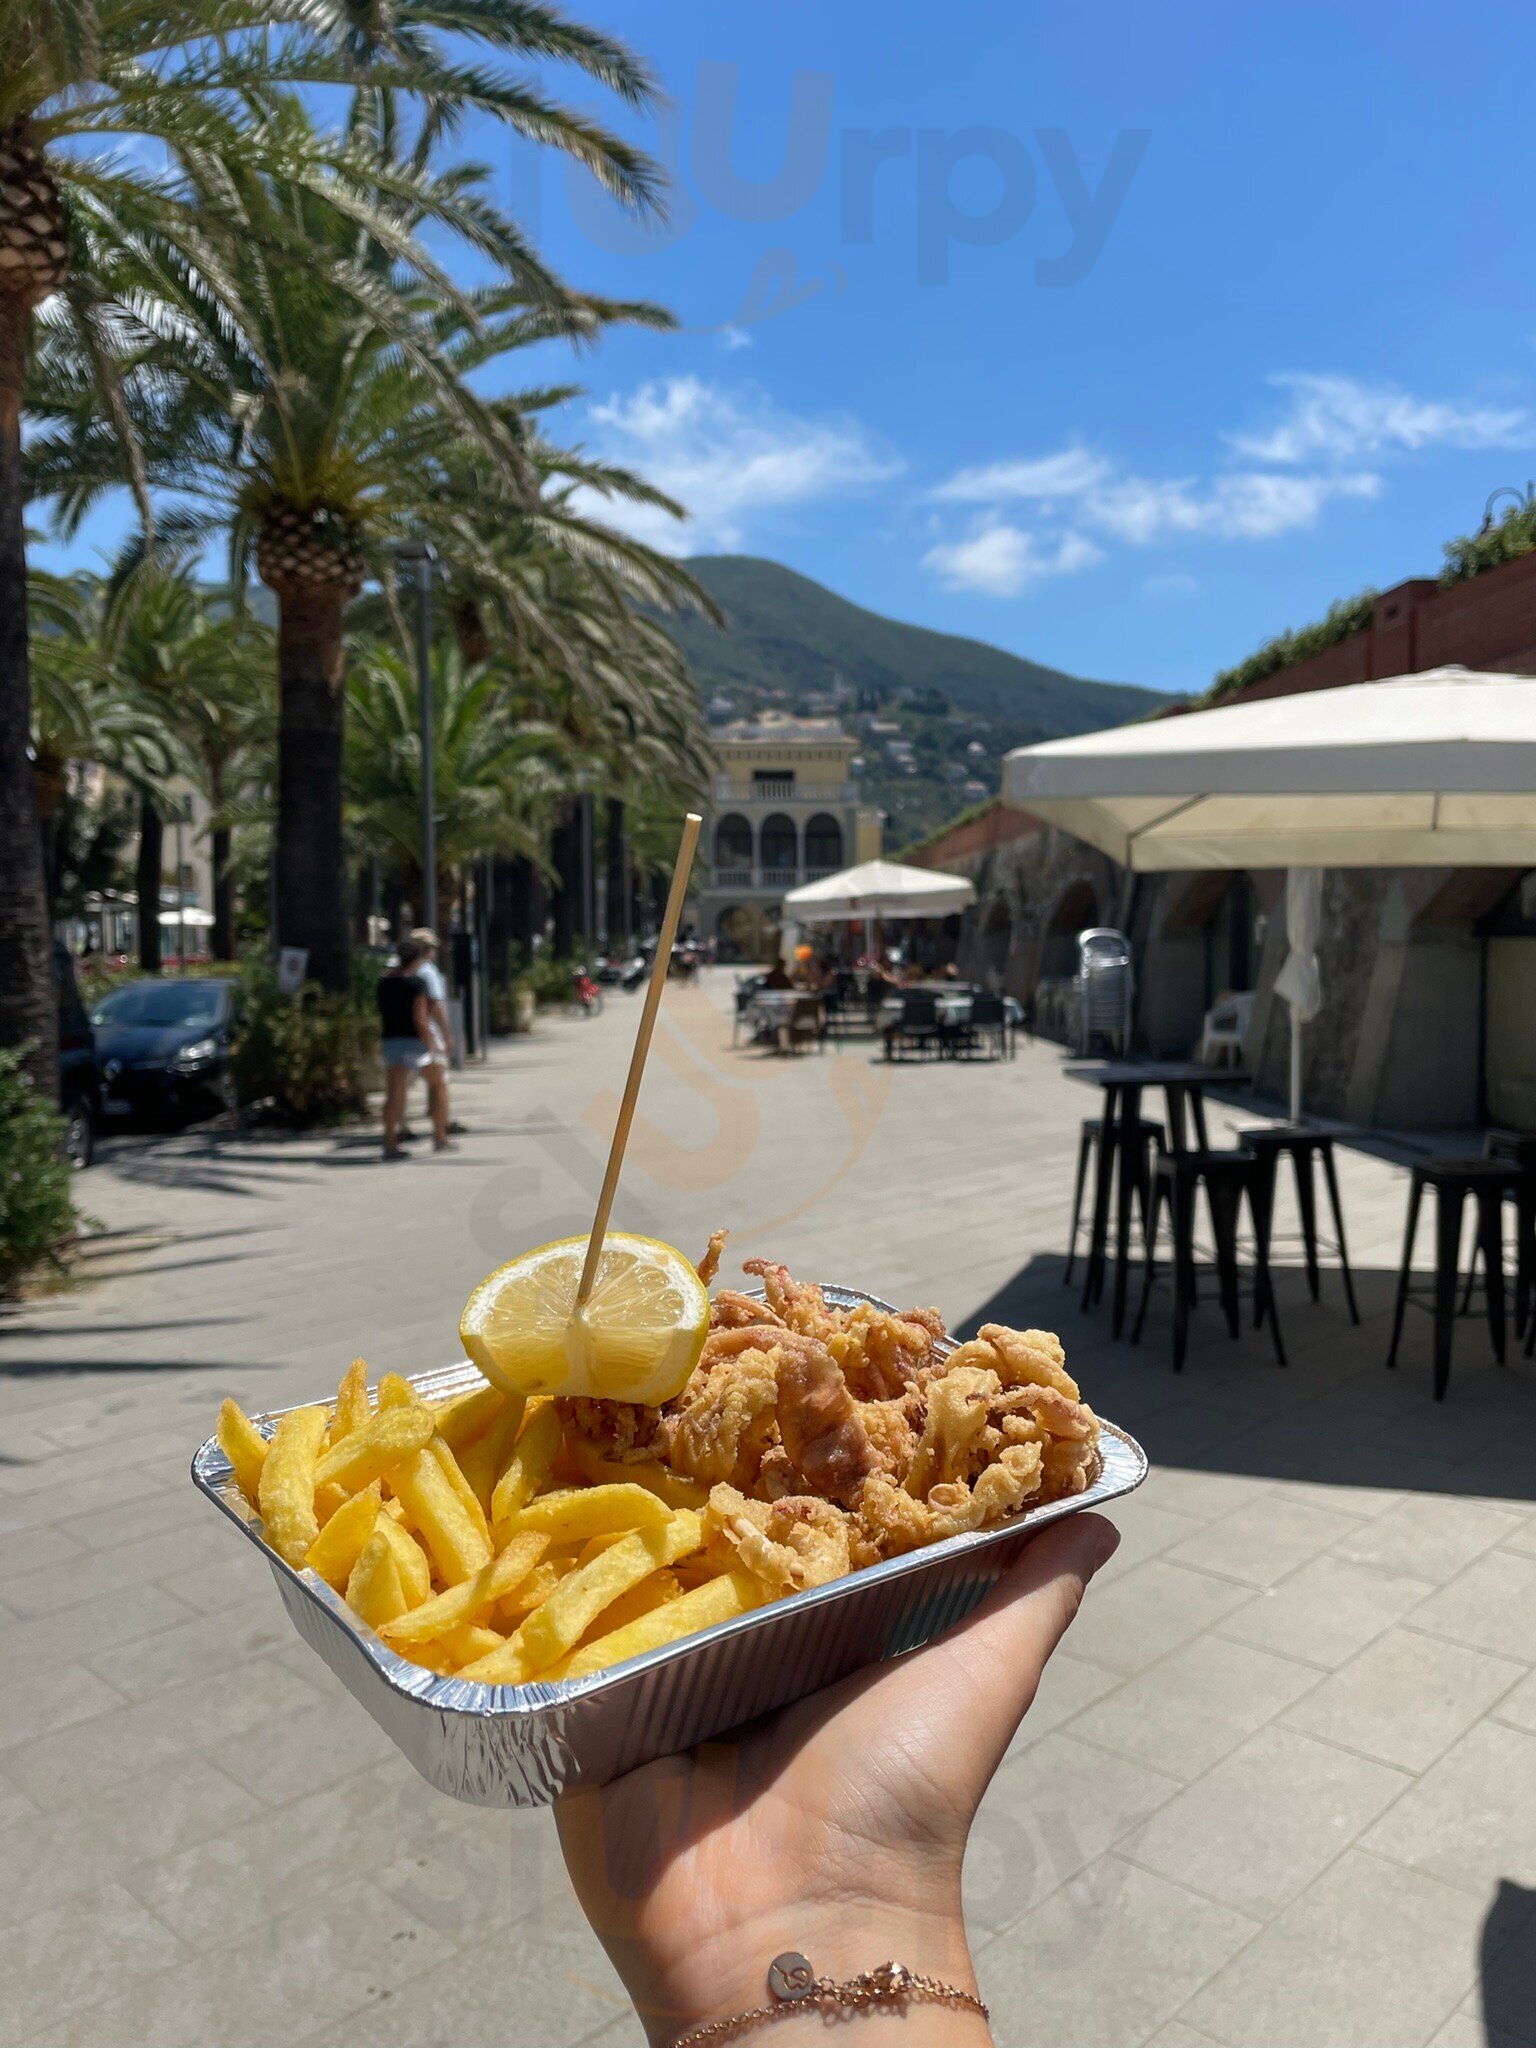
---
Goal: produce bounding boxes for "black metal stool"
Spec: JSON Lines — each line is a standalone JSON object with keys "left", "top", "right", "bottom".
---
{"left": 1385, "top": 1158, "right": 1520, "bottom": 1399}
{"left": 1486, "top": 1131, "right": 1536, "bottom": 1341}
{"left": 1065, "top": 1116, "right": 1165, "bottom": 1284}
{"left": 1236, "top": 1125, "right": 1359, "bottom": 1324}
{"left": 1132, "top": 1149, "right": 1287, "bottom": 1371}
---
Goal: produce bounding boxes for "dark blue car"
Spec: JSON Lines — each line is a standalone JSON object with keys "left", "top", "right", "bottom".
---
{"left": 89, "top": 976, "right": 241, "bottom": 1129}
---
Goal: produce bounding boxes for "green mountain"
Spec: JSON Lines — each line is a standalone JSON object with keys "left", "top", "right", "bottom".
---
{"left": 668, "top": 555, "right": 1163, "bottom": 844}
{"left": 671, "top": 555, "right": 1161, "bottom": 732}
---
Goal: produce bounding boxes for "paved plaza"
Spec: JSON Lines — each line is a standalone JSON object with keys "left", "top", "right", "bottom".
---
{"left": 2, "top": 969, "right": 1534, "bottom": 2048}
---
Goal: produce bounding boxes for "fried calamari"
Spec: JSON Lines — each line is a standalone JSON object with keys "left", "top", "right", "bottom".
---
{"left": 558, "top": 1235, "right": 1102, "bottom": 1589}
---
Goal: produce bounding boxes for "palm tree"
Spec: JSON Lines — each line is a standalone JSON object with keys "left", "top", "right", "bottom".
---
{"left": 101, "top": 558, "right": 274, "bottom": 960}
{"left": 344, "top": 639, "right": 566, "bottom": 928}
{"left": 2, "top": 0, "right": 664, "bottom": 1074}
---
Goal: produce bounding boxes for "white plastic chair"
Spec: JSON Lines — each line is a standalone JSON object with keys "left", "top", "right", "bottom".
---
{"left": 1198, "top": 990, "right": 1254, "bottom": 1070}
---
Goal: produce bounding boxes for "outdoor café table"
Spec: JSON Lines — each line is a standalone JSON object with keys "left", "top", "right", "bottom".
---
{"left": 1067, "top": 1060, "right": 1221, "bottom": 1338}
{"left": 745, "top": 987, "right": 804, "bottom": 1048}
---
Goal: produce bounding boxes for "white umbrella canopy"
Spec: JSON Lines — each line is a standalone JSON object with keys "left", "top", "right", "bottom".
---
{"left": 1002, "top": 666, "right": 1536, "bottom": 871}
{"left": 782, "top": 859, "right": 977, "bottom": 922}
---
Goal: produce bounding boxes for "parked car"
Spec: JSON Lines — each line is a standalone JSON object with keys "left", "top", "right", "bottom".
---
{"left": 89, "top": 976, "right": 242, "bottom": 1128}
{"left": 55, "top": 942, "right": 101, "bottom": 1169}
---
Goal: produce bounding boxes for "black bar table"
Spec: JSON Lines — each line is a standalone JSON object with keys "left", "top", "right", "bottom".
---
{"left": 1067, "top": 1060, "right": 1222, "bottom": 1337}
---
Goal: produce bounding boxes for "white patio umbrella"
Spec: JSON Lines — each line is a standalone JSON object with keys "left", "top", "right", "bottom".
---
{"left": 1002, "top": 665, "right": 1536, "bottom": 869}
{"left": 1002, "top": 664, "right": 1536, "bottom": 1115}
{"left": 1271, "top": 869, "right": 1322, "bottom": 1121}
{"left": 782, "top": 858, "right": 976, "bottom": 965}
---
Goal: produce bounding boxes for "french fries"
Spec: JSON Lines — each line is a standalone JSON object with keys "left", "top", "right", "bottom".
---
{"left": 256, "top": 1406, "right": 328, "bottom": 1566}
{"left": 564, "top": 1569, "right": 762, "bottom": 1679}
{"left": 216, "top": 1399, "right": 268, "bottom": 1504}
{"left": 218, "top": 1362, "right": 768, "bottom": 1688}
{"left": 512, "top": 1482, "right": 670, "bottom": 1541}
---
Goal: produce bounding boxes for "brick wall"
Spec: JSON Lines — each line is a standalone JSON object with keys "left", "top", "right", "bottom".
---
{"left": 1225, "top": 547, "right": 1536, "bottom": 705}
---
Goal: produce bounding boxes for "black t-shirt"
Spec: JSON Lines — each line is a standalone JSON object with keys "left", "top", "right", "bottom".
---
{"left": 378, "top": 972, "right": 426, "bottom": 1040}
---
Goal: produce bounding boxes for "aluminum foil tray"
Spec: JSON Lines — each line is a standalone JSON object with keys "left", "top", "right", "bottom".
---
{"left": 190, "top": 1286, "right": 1147, "bottom": 1807}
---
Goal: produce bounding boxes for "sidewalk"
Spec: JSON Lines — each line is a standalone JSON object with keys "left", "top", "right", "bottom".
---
{"left": 2, "top": 971, "right": 1533, "bottom": 2047}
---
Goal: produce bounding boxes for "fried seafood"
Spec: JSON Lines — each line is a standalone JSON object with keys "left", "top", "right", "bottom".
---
{"left": 561, "top": 1243, "right": 1102, "bottom": 1593}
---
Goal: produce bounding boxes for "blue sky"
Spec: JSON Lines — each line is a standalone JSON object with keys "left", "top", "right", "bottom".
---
{"left": 45, "top": 1, "right": 1536, "bottom": 695}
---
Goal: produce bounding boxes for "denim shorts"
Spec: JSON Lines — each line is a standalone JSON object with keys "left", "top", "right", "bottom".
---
{"left": 381, "top": 1037, "right": 441, "bottom": 1070}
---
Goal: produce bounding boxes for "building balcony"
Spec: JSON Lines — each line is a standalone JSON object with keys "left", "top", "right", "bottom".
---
{"left": 701, "top": 865, "right": 845, "bottom": 892}
{"left": 711, "top": 777, "right": 859, "bottom": 804}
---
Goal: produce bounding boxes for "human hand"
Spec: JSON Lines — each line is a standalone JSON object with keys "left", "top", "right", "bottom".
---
{"left": 556, "top": 1512, "right": 1120, "bottom": 2045}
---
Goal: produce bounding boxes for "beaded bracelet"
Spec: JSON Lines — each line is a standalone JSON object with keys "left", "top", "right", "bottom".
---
{"left": 669, "top": 1952, "right": 990, "bottom": 2046}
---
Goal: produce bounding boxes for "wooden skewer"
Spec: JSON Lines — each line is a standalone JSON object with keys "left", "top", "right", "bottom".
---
{"left": 574, "top": 813, "right": 702, "bottom": 1309}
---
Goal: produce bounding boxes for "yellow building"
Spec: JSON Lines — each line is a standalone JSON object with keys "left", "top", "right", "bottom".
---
{"left": 697, "top": 712, "right": 884, "bottom": 956}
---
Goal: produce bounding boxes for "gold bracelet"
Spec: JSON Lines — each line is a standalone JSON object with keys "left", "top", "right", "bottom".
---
{"left": 669, "top": 1952, "right": 989, "bottom": 2047}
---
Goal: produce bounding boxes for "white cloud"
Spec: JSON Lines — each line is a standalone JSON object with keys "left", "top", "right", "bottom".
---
{"left": 1231, "top": 373, "right": 1530, "bottom": 464}
{"left": 718, "top": 326, "right": 753, "bottom": 353}
{"left": 578, "top": 376, "right": 898, "bottom": 553}
{"left": 928, "top": 445, "right": 1378, "bottom": 551}
{"left": 931, "top": 446, "right": 1111, "bottom": 504}
{"left": 922, "top": 521, "right": 1103, "bottom": 597}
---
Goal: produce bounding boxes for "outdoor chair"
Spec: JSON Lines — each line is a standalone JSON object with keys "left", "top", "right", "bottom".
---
{"left": 1235, "top": 1125, "right": 1359, "bottom": 1324}
{"left": 883, "top": 991, "right": 946, "bottom": 1060}
{"left": 1466, "top": 1131, "right": 1536, "bottom": 1340}
{"left": 1132, "top": 1147, "right": 1287, "bottom": 1371}
{"left": 786, "top": 994, "right": 825, "bottom": 1055}
{"left": 1065, "top": 1115, "right": 1165, "bottom": 1285}
{"left": 731, "top": 975, "right": 765, "bottom": 1047}
{"left": 1197, "top": 990, "right": 1254, "bottom": 1070}
{"left": 1386, "top": 1157, "right": 1521, "bottom": 1399}
{"left": 952, "top": 991, "right": 1011, "bottom": 1061}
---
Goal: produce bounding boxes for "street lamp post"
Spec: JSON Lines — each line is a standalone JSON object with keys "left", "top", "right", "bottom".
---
{"left": 390, "top": 543, "right": 437, "bottom": 930}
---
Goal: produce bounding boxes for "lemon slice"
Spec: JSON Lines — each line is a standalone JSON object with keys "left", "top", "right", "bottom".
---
{"left": 459, "top": 1233, "right": 709, "bottom": 1404}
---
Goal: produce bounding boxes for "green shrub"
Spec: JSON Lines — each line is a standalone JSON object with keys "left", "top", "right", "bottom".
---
{"left": 1440, "top": 501, "right": 1536, "bottom": 585}
{"left": 233, "top": 959, "right": 379, "bottom": 1125}
{"left": 507, "top": 948, "right": 580, "bottom": 1005}
{"left": 0, "top": 1046, "right": 79, "bottom": 1296}
{"left": 1206, "top": 589, "right": 1378, "bottom": 703}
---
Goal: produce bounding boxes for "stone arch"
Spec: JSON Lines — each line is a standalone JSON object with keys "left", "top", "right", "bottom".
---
{"left": 1040, "top": 878, "right": 1101, "bottom": 978}
{"left": 760, "top": 812, "right": 797, "bottom": 877}
{"left": 714, "top": 813, "right": 752, "bottom": 871}
{"left": 803, "top": 812, "right": 843, "bottom": 874}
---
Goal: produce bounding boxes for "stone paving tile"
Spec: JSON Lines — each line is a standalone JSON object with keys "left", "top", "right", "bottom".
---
{"left": 0, "top": 1757, "right": 259, "bottom": 1930}
{"left": 0, "top": 1579, "right": 191, "bottom": 1668}
{"left": 1, "top": 1881, "right": 188, "bottom": 2047}
{"left": 1360, "top": 1718, "right": 1536, "bottom": 1895}
{"left": 1060, "top": 1559, "right": 1253, "bottom": 1677}
{"left": 19, "top": 1877, "right": 452, "bottom": 2048}
{"left": 1327, "top": 1492, "right": 1527, "bottom": 1582}
{"left": 1492, "top": 1663, "right": 1536, "bottom": 1734}
{"left": 1000, "top": 1649, "right": 1121, "bottom": 1752}
{"left": 964, "top": 1730, "right": 1181, "bottom": 1933}
{"left": 79, "top": 1592, "right": 291, "bottom": 1702}
{"left": 0, "top": 1660, "right": 124, "bottom": 1753}
{"left": 289, "top": 1893, "right": 635, "bottom": 2048}
{"left": 0, "top": 1523, "right": 88, "bottom": 1582}
{"left": 1183, "top": 1849, "right": 1491, "bottom": 2048}
{"left": 1092, "top": 1494, "right": 1207, "bottom": 1585}
{"left": 1405, "top": 1545, "right": 1536, "bottom": 1660}
{"left": 1120, "top": 1722, "right": 1408, "bottom": 1921}
{"left": 0, "top": 1655, "right": 324, "bottom": 1810}
{"left": 1163, "top": 1493, "right": 1363, "bottom": 1589}
{"left": 977, "top": 1858, "right": 1258, "bottom": 2048}
{"left": 0, "top": 1459, "right": 174, "bottom": 1539}
{"left": 1217, "top": 1552, "right": 1436, "bottom": 1670}
{"left": 1280, "top": 1625, "right": 1529, "bottom": 1773}
{"left": 1066, "top": 1633, "right": 1322, "bottom": 1782}
{"left": 3, "top": 1526, "right": 225, "bottom": 1618}
{"left": 1142, "top": 2027, "right": 1229, "bottom": 2048}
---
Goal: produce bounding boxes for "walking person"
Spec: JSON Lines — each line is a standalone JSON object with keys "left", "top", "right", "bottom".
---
{"left": 376, "top": 938, "right": 449, "bottom": 1158}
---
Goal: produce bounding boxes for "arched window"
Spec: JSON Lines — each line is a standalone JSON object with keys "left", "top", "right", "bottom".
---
{"left": 984, "top": 898, "right": 1013, "bottom": 980}
{"left": 803, "top": 813, "right": 843, "bottom": 875}
{"left": 714, "top": 814, "right": 753, "bottom": 873}
{"left": 760, "top": 813, "right": 797, "bottom": 875}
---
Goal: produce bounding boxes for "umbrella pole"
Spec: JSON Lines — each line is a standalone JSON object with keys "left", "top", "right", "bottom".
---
{"left": 1289, "top": 1013, "right": 1302, "bottom": 1125}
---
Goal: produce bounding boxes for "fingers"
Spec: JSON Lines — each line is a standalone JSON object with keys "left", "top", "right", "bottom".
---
{"left": 911, "top": 1512, "right": 1120, "bottom": 1774}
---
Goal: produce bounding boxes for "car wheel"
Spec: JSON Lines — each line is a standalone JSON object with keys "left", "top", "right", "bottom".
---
{"left": 64, "top": 1096, "right": 94, "bottom": 1170}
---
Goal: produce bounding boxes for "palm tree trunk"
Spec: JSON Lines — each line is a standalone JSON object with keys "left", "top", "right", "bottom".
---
{"left": 0, "top": 291, "right": 56, "bottom": 1095}
{"left": 136, "top": 791, "right": 163, "bottom": 973}
{"left": 508, "top": 855, "right": 537, "bottom": 958}
{"left": 274, "top": 582, "right": 349, "bottom": 991}
{"left": 604, "top": 798, "right": 627, "bottom": 951}
{"left": 550, "top": 804, "right": 579, "bottom": 956}
{"left": 211, "top": 822, "right": 235, "bottom": 960}
{"left": 452, "top": 599, "right": 490, "bottom": 665}
{"left": 487, "top": 856, "right": 514, "bottom": 983}
{"left": 382, "top": 869, "right": 405, "bottom": 942}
